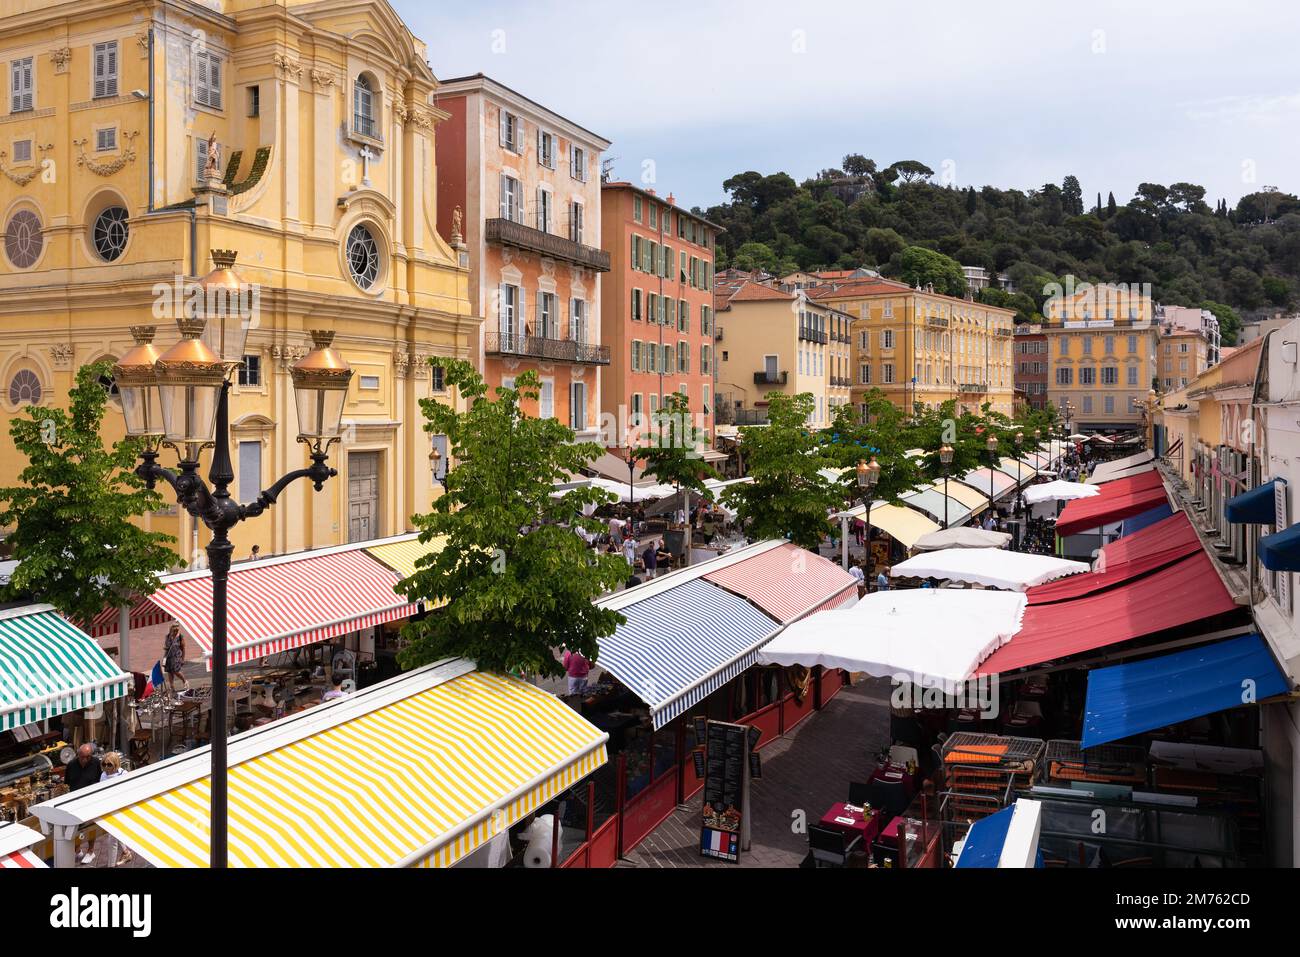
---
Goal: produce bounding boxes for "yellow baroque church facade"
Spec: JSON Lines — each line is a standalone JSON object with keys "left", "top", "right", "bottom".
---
{"left": 0, "top": 0, "right": 477, "bottom": 567}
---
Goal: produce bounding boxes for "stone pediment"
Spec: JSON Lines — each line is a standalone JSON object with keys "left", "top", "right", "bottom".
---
{"left": 337, "top": 187, "right": 397, "bottom": 222}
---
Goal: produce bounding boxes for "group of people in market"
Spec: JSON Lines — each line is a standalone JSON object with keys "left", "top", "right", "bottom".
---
{"left": 63, "top": 744, "right": 132, "bottom": 867}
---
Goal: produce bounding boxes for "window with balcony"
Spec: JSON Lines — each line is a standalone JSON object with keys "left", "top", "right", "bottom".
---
{"left": 570, "top": 299, "right": 588, "bottom": 343}
{"left": 500, "top": 174, "right": 522, "bottom": 223}
{"left": 535, "top": 187, "right": 553, "bottom": 233}
{"left": 569, "top": 201, "right": 584, "bottom": 244}
{"left": 538, "top": 291, "right": 556, "bottom": 339}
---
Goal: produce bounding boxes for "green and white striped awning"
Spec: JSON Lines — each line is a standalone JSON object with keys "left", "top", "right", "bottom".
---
{"left": 0, "top": 605, "right": 130, "bottom": 731}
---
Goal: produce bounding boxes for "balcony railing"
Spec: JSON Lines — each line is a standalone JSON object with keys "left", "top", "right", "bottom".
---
{"left": 958, "top": 382, "right": 986, "bottom": 393}
{"left": 485, "top": 332, "right": 610, "bottom": 365}
{"left": 798, "top": 328, "right": 828, "bottom": 344}
{"left": 754, "top": 371, "right": 788, "bottom": 385}
{"left": 485, "top": 218, "right": 611, "bottom": 272}
{"left": 925, "top": 317, "right": 949, "bottom": 328}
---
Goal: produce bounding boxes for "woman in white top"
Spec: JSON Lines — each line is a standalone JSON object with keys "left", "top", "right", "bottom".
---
{"left": 87, "top": 752, "right": 133, "bottom": 867}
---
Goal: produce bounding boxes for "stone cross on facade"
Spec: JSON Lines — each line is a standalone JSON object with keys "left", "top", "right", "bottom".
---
{"left": 358, "top": 144, "right": 376, "bottom": 187}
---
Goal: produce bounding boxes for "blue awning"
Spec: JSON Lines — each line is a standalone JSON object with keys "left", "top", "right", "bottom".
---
{"left": 1082, "top": 634, "right": 1290, "bottom": 748}
{"left": 1260, "top": 523, "right": 1300, "bottom": 572}
{"left": 1120, "top": 502, "right": 1173, "bottom": 537}
{"left": 1226, "top": 480, "right": 1280, "bottom": 525}
{"left": 954, "top": 800, "right": 1044, "bottom": 868}
{"left": 594, "top": 579, "right": 781, "bottom": 729}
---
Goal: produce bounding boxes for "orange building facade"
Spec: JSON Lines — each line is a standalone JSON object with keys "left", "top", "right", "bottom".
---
{"left": 434, "top": 75, "right": 611, "bottom": 439}
{"left": 600, "top": 182, "right": 720, "bottom": 444}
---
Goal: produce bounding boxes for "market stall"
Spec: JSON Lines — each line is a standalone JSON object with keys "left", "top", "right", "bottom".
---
{"left": 912, "top": 527, "right": 1011, "bottom": 551}
{"left": 757, "top": 590, "right": 1027, "bottom": 693}
{"left": 953, "top": 799, "right": 1042, "bottom": 868}
{"left": 889, "top": 548, "right": 1088, "bottom": 591}
{"left": 33, "top": 661, "right": 608, "bottom": 868}
{"left": 1023, "top": 481, "right": 1099, "bottom": 506}
{"left": 0, "top": 820, "right": 45, "bottom": 868}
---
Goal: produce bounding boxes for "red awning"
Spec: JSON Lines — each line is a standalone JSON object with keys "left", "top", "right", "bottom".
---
{"left": 147, "top": 550, "right": 415, "bottom": 667}
{"left": 83, "top": 594, "right": 174, "bottom": 639}
{"left": 1027, "top": 544, "right": 1201, "bottom": 604}
{"left": 702, "top": 542, "right": 859, "bottom": 623}
{"left": 977, "top": 550, "right": 1239, "bottom": 675}
{"left": 1056, "top": 472, "right": 1169, "bottom": 537}
{"left": 1095, "top": 512, "right": 1199, "bottom": 572}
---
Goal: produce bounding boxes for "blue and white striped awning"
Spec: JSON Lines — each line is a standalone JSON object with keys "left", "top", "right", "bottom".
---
{"left": 0, "top": 605, "right": 130, "bottom": 731}
{"left": 595, "top": 579, "right": 781, "bottom": 729}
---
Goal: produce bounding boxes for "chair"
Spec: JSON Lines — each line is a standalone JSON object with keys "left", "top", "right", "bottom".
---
{"left": 848, "top": 781, "right": 872, "bottom": 807}
{"left": 867, "top": 777, "right": 910, "bottom": 820}
{"left": 808, "top": 825, "right": 861, "bottom": 868}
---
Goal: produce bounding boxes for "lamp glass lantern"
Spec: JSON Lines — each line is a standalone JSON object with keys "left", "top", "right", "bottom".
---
{"left": 197, "top": 249, "right": 251, "bottom": 369}
{"left": 114, "top": 325, "right": 165, "bottom": 440}
{"left": 856, "top": 457, "right": 881, "bottom": 491}
{"left": 290, "top": 330, "right": 354, "bottom": 446}
{"left": 986, "top": 435, "right": 999, "bottom": 453}
{"left": 155, "top": 315, "right": 226, "bottom": 460}
{"left": 939, "top": 444, "right": 954, "bottom": 466}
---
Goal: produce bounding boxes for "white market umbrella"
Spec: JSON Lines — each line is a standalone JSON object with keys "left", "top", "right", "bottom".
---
{"left": 913, "top": 527, "right": 1012, "bottom": 551}
{"left": 890, "top": 548, "right": 1089, "bottom": 591}
{"left": 1022, "top": 480, "right": 1101, "bottom": 505}
{"left": 757, "top": 590, "right": 1027, "bottom": 693}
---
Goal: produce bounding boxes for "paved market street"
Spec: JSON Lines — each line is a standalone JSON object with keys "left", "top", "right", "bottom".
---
{"left": 621, "top": 678, "right": 892, "bottom": 868}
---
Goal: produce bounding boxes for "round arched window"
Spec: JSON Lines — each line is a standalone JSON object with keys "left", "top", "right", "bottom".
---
{"left": 92, "top": 206, "right": 130, "bottom": 261}
{"left": 8, "top": 369, "right": 42, "bottom": 407}
{"left": 4, "top": 209, "right": 43, "bottom": 268}
{"left": 346, "top": 223, "right": 380, "bottom": 290}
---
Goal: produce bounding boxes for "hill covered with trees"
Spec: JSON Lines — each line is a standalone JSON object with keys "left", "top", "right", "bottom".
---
{"left": 697, "top": 156, "right": 1300, "bottom": 344}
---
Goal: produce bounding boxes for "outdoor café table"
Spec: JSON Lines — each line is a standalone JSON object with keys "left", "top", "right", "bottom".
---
{"left": 871, "top": 762, "right": 919, "bottom": 798}
{"left": 819, "top": 802, "right": 881, "bottom": 846}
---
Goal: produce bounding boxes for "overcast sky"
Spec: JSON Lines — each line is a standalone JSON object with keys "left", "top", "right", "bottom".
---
{"left": 399, "top": 0, "right": 1300, "bottom": 211}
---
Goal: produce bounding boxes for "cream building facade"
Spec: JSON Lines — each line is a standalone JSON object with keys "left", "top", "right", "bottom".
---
{"left": 1043, "top": 282, "right": 1158, "bottom": 431}
{"left": 808, "top": 278, "right": 1016, "bottom": 419}
{"left": 713, "top": 280, "right": 852, "bottom": 429}
{"left": 0, "top": 0, "right": 476, "bottom": 567}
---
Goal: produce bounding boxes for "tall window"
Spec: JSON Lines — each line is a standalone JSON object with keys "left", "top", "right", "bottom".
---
{"left": 882, "top": 329, "right": 894, "bottom": 349}
{"left": 570, "top": 145, "right": 587, "bottom": 181}
{"left": 500, "top": 175, "right": 522, "bottom": 222}
{"left": 570, "top": 382, "right": 587, "bottom": 431}
{"left": 1056, "top": 367, "right": 1073, "bottom": 386}
{"left": 631, "top": 340, "right": 642, "bottom": 372}
{"left": 1127, "top": 366, "right": 1138, "bottom": 386}
{"left": 538, "top": 292, "right": 556, "bottom": 338}
{"left": 631, "top": 288, "right": 642, "bottom": 323}
{"left": 195, "top": 50, "right": 223, "bottom": 109}
{"left": 1101, "top": 366, "right": 1118, "bottom": 385}
{"left": 499, "top": 283, "right": 519, "bottom": 342}
{"left": 569, "top": 201, "right": 584, "bottom": 244}
{"left": 92, "top": 42, "right": 118, "bottom": 98}
{"left": 238, "top": 441, "right": 261, "bottom": 503}
{"left": 499, "top": 109, "right": 521, "bottom": 152}
{"left": 537, "top": 130, "right": 555, "bottom": 168}
{"left": 352, "top": 75, "right": 377, "bottom": 137}
{"left": 10, "top": 58, "right": 33, "bottom": 112}
{"left": 570, "top": 299, "right": 587, "bottom": 343}
{"left": 883, "top": 363, "right": 894, "bottom": 384}
{"left": 535, "top": 187, "right": 552, "bottom": 232}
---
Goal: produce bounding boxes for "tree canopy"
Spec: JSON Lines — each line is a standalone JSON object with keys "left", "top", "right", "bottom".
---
{"left": 0, "top": 360, "right": 175, "bottom": 626}
{"left": 395, "top": 359, "right": 627, "bottom": 678}
{"left": 705, "top": 160, "right": 1300, "bottom": 343}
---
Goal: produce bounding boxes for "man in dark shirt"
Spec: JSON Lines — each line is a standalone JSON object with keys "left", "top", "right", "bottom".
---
{"left": 63, "top": 744, "right": 103, "bottom": 863}
{"left": 64, "top": 744, "right": 101, "bottom": 791}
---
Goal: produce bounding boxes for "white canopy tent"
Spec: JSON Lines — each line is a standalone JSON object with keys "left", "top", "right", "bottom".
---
{"left": 913, "top": 527, "right": 1011, "bottom": 551}
{"left": 1023, "top": 480, "right": 1101, "bottom": 505}
{"left": 756, "top": 590, "right": 1027, "bottom": 693}
{"left": 1088, "top": 451, "right": 1155, "bottom": 484}
{"left": 889, "top": 548, "right": 1088, "bottom": 591}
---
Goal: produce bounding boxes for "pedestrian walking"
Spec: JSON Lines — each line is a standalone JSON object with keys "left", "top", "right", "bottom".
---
{"left": 163, "top": 624, "right": 190, "bottom": 694}
{"left": 561, "top": 648, "right": 592, "bottom": 695}
{"left": 876, "top": 568, "right": 890, "bottom": 592}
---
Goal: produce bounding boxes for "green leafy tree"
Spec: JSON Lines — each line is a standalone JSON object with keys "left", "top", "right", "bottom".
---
{"left": 0, "top": 360, "right": 175, "bottom": 626}
{"left": 722, "top": 392, "right": 840, "bottom": 549}
{"left": 638, "top": 392, "right": 720, "bottom": 565}
{"left": 888, "top": 160, "right": 935, "bottom": 184}
{"left": 896, "top": 245, "right": 967, "bottom": 297}
{"left": 395, "top": 360, "right": 627, "bottom": 678}
{"left": 825, "top": 395, "right": 921, "bottom": 504}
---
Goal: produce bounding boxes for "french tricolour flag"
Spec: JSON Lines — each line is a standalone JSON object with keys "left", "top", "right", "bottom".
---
{"left": 142, "top": 660, "right": 164, "bottom": 699}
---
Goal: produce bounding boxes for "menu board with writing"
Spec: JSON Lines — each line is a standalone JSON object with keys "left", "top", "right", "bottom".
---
{"left": 700, "top": 720, "right": 748, "bottom": 862}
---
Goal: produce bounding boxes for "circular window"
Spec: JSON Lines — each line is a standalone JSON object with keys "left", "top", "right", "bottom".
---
{"left": 8, "top": 369, "right": 42, "bottom": 407}
{"left": 346, "top": 223, "right": 380, "bottom": 290}
{"left": 92, "top": 206, "right": 130, "bottom": 261}
{"left": 5, "top": 209, "right": 43, "bottom": 269}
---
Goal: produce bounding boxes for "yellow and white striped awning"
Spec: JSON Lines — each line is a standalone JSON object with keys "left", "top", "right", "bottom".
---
{"left": 98, "top": 670, "right": 606, "bottom": 868}
{"left": 365, "top": 534, "right": 448, "bottom": 580}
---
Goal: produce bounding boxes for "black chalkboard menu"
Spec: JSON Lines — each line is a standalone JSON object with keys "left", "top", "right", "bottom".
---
{"left": 700, "top": 720, "right": 748, "bottom": 862}
{"left": 749, "top": 751, "right": 762, "bottom": 780}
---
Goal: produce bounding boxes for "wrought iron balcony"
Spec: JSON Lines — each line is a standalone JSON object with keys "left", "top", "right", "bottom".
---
{"left": 485, "top": 218, "right": 611, "bottom": 272}
{"left": 958, "top": 382, "right": 986, "bottom": 393}
{"left": 798, "top": 328, "right": 829, "bottom": 344}
{"left": 485, "top": 332, "right": 610, "bottom": 365}
{"left": 754, "top": 370, "right": 788, "bottom": 385}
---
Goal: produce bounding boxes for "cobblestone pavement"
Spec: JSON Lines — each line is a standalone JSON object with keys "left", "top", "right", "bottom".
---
{"left": 620, "top": 678, "right": 893, "bottom": 868}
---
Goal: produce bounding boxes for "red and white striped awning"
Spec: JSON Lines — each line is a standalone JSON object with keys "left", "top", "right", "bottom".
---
{"left": 703, "top": 542, "right": 859, "bottom": 624}
{"left": 148, "top": 550, "right": 415, "bottom": 667}
{"left": 0, "top": 822, "right": 45, "bottom": 868}
{"left": 82, "top": 593, "right": 174, "bottom": 639}
{"left": 1, "top": 848, "right": 44, "bottom": 868}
